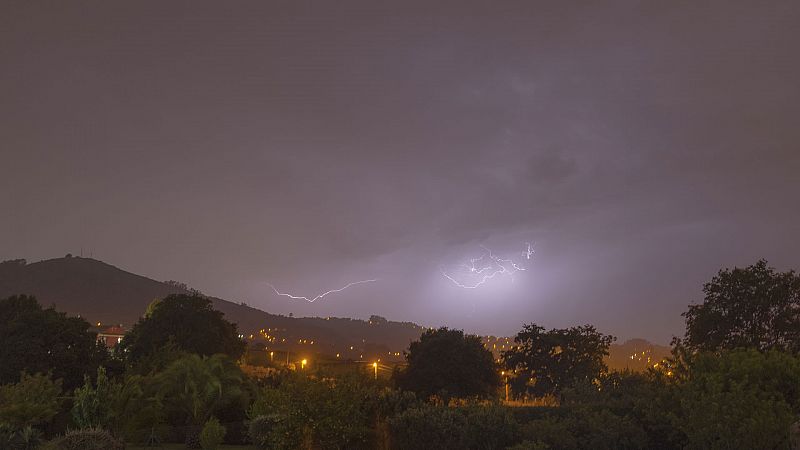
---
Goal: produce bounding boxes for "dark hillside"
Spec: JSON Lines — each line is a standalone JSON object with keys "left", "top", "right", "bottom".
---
{"left": 0, "top": 257, "right": 425, "bottom": 360}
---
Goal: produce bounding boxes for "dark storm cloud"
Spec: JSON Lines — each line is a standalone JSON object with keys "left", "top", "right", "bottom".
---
{"left": 2, "top": 1, "right": 799, "bottom": 342}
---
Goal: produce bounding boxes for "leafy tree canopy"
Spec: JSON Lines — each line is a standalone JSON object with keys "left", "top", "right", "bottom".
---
{"left": 0, "top": 372, "right": 62, "bottom": 430}
{"left": 395, "top": 327, "right": 500, "bottom": 400}
{"left": 503, "top": 324, "right": 614, "bottom": 399}
{"left": 676, "top": 349, "right": 800, "bottom": 449}
{"left": 119, "top": 294, "right": 245, "bottom": 365}
{"left": 682, "top": 259, "right": 800, "bottom": 353}
{"left": 0, "top": 295, "right": 107, "bottom": 389}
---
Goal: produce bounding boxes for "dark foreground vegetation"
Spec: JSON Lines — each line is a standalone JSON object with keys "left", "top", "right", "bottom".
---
{"left": 1, "top": 259, "right": 799, "bottom": 449}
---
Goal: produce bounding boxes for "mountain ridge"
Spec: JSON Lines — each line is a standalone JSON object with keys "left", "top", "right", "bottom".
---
{"left": 0, "top": 256, "right": 670, "bottom": 368}
{"left": 0, "top": 256, "right": 427, "bottom": 360}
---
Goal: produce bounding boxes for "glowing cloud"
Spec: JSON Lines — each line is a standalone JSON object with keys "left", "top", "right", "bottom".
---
{"left": 441, "top": 244, "right": 531, "bottom": 289}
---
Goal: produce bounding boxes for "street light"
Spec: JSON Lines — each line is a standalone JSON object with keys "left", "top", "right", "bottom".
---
{"left": 301, "top": 359, "right": 307, "bottom": 370}
{"left": 501, "top": 371, "right": 509, "bottom": 402}
{"left": 373, "top": 362, "right": 378, "bottom": 380}
{"left": 269, "top": 351, "right": 274, "bottom": 362}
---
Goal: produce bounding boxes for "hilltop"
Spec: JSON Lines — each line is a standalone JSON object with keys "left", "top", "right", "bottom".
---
{"left": 0, "top": 256, "right": 425, "bottom": 360}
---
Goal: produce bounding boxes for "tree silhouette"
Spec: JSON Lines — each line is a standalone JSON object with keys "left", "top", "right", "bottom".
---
{"left": 503, "top": 324, "right": 614, "bottom": 399}
{"left": 395, "top": 327, "right": 500, "bottom": 401}
{"left": 682, "top": 260, "right": 800, "bottom": 353}
{"left": 0, "top": 295, "right": 107, "bottom": 389}
{"left": 119, "top": 294, "right": 245, "bottom": 366}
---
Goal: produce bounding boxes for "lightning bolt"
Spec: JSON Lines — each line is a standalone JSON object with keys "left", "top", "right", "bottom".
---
{"left": 266, "top": 279, "right": 377, "bottom": 303}
{"left": 441, "top": 245, "right": 529, "bottom": 289}
{"left": 525, "top": 242, "right": 535, "bottom": 260}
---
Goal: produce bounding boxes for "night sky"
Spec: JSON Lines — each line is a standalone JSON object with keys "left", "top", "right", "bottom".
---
{"left": 3, "top": 1, "right": 799, "bottom": 343}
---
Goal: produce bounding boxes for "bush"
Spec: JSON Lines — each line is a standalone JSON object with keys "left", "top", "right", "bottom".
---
{"left": 674, "top": 349, "right": 800, "bottom": 449}
{"left": 678, "top": 382, "right": 794, "bottom": 449}
{"left": 0, "top": 426, "right": 45, "bottom": 450}
{"left": 45, "top": 427, "right": 123, "bottom": 450}
{"left": 518, "top": 407, "right": 650, "bottom": 450}
{"left": 373, "top": 388, "right": 420, "bottom": 419}
{"left": 248, "top": 374, "right": 375, "bottom": 449}
{"left": 10, "top": 426, "right": 44, "bottom": 450}
{"left": 461, "top": 404, "right": 519, "bottom": 449}
{"left": 388, "top": 405, "right": 468, "bottom": 450}
{"left": 153, "top": 354, "right": 250, "bottom": 432}
{"left": 199, "top": 417, "right": 226, "bottom": 450}
{"left": 71, "top": 367, "right": 113, "bottom": 429}
{"left": 0, "top": 424, "right": 11, "bottom": 449}
{"left": 248, "top": 414, "right": 283, "bottom": 449}
{"left": 388, "top": 403, "right": 518, "bottom": 450}
{"left": 0, "top": 372, "right": 62, "bottom": 429}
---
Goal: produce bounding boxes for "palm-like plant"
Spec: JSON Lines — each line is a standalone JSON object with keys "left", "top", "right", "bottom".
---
{"left": 154, "top": 354, "right": 248, "bottom": 447}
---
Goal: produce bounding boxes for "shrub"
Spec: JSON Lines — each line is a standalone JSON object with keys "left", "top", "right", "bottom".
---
{"left": 0, "top": 372, "right": 62, "bottom": 429}
{"left": 389, "top": 405, "right": 468, "bottom": 450}
{"left": 10, "top": 426, "right": 44, "bottom": 450}
{"left": 199, "top": 417, "right": 226, "bottom": 450}
{"left": 46, "top": 427, "right": 123, "bottom": 450}
{"left": 518, "top": 407, "right": 650, "bottom": 450}
{"left": 373, "top": 389, "right": 419, "bottom": 419}
{"left": 154, "top": 354, "right": 250, "bottom": 430}
{"left": 71, "top": 367, "right": 113, "bottom": 429}
{"left": 461, "top": 404, "right": 519, "bottom": 449}
{"left": 674, "top": 349, "right": 800, "bottom": 449}
{"left": 249, "top": 374, "right": 375, "bottom": 449}
{"left": 389, "top": 403, "right": 520, "bottom": 450}
{"left": 0, "top": 424, "right": 14, "bottom": 449}
{"left": 248, "top": 414, "right": 283, "bottom": 449}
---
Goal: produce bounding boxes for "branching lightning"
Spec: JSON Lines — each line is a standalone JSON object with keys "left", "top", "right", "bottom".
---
{"left": 267, "top": 279, "right": 377, "bottom": 303}
{"left": 525, "top": 242, "right": 535, "bottom": 260}
{"left": 441, "top": 244, "right": 532, "bottom": 289}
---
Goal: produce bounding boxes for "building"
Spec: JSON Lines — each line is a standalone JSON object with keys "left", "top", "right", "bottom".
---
{"left": 97, "top": 325, "right": 126, "bottom": 348}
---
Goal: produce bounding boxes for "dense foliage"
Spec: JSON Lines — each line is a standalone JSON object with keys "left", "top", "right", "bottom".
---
{"left": 199, "top": 417, "right": 226, "bottom": 450}
{"left": 395, "top": 327, "right": 500, "bottom": 400}
{"left": 155, "top": 354, "right": 251, "bottom": 428}
{"left": 0, "top": 424, "right": 44, "bottom": 450}
{"left": 153, "top": 354, "right": 251, "bottom": 447}
{"left": 119, "top": 294, "right": 245, "bottom": 365}
{"left": 0, "top": 372, "right": 62, "bottom": 430}
{"left": 683, "top": 259, "right": 800, "bottom": 353}
{"left": 388, "top": 403, "right": 518, "bottom": 450}
{"left": 248, "top": 372, "right": 378, "bottom": 449}
{"left": 502, "top": 324, "right": 614, "bottom": 399}
{"left": 72, "top": 367, "right": 114, "bottom": 429}
{"left": 675, "top": 348, "right": 800, "bottom": 449}
{"left": 0, "top": 295, "right": 106, "bottom": 389}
